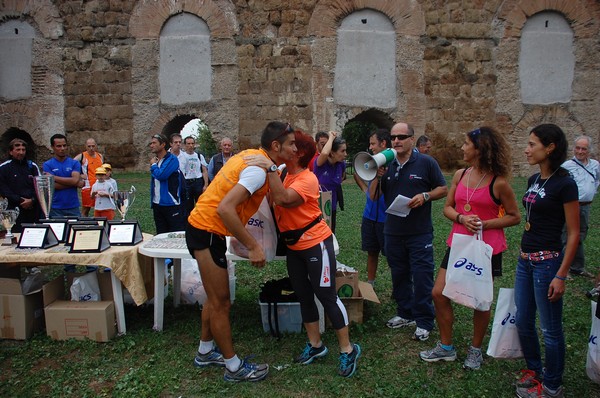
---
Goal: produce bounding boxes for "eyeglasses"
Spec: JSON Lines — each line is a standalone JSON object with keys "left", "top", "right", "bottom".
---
{"left": 390, "top": 134, "right": 413, "bottom": 141}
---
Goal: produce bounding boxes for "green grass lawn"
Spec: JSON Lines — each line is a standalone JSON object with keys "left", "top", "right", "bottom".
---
{"left": 1, "top": 172, "right": 599, "bottom": 397}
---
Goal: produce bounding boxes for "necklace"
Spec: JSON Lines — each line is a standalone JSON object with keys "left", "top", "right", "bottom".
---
{"left": 464, "top": 168, "right": 487, "bottom": 212}
{"left": 524, "top": 169, "right": 558, "bottom": 231}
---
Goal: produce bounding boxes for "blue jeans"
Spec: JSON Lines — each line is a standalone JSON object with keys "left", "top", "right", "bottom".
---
{"left": 514, "top": 255, "right": 565, "bottom": 390}
{"left": 50, "top": 207, "right": 81, "bottom": 218}
{"left": 384, "top": 232, "right": 435, "bottom": 331}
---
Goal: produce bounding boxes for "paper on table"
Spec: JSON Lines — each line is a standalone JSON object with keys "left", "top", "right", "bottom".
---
{"left": 385, "top": 194, "right": 412, "bottom": 217}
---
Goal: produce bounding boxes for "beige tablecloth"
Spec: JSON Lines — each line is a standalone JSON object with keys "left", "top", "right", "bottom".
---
{"left": 0, "top": 233, "right": 153, "bottom": 305}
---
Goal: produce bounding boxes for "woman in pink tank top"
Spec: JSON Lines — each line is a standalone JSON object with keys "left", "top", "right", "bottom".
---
{"left": 419, "top": 127, "right": 521, "bottom": 370}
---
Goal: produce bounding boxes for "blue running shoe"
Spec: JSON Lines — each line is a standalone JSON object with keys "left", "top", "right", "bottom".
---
{"left": 338, "top": 343, "right": 361, "bottom": 377}
{"left": 295, "top": 342, "right": 329, "bottom": 365}
{"left": 223, "top": 359, "right": 269, "bottom": 382}
{"left": 194, "top": 347, "right": 225, "bottom": 367}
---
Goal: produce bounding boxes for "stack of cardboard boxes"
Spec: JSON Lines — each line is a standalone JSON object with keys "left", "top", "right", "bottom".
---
{"left": 0, "top": 269, "right": 116, "bottom": 342}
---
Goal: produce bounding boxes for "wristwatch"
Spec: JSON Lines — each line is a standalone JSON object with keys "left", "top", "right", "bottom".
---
{"left": 422, "top": 192, "right": 430, "bottom": 202}
{"left": 267, "top": 164, "right": 278, "bottom": 173}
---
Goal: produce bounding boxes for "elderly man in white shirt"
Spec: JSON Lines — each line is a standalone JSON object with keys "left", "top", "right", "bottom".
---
{"left": 562, "top": 135, "right": 600, "bottom": 278}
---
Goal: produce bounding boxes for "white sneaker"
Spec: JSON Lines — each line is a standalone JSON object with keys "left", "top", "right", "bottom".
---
{"left": 386, "top": 316, "right": 416, "bottom": 329}
{"left": 412, "top": 327, "right": 430, "bottom": 341}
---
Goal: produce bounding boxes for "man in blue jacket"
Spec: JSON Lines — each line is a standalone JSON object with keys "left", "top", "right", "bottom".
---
{"left": 149, "top": 133, "right": 185, "bottom": 234}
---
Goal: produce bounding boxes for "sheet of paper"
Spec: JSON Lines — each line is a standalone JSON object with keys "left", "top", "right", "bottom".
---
{"left": 385, "top": 194, "right": 412, "bottom": 217}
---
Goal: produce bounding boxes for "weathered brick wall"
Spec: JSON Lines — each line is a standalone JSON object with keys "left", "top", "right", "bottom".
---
{"left": 59, "top": 0, "right": 136, "bottom": 167}
{"left": 0, "top": 0, "right": 598, "bottom": 173}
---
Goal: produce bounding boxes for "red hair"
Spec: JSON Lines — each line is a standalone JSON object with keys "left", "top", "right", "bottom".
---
{"left": 294, "top": 130, "right": 316, "bottom": 168}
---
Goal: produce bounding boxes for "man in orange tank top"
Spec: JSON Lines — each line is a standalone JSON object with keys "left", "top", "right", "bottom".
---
{"left": 186, "top": 121, "right": 297, "bottom": 382}
{"left": 74, "top": 138, "right": 104, "bottom": 217}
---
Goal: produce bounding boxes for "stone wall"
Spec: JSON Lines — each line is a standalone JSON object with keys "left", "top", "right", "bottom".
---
{"left": 0, "top": 0, "right": 598, "bottom": 174}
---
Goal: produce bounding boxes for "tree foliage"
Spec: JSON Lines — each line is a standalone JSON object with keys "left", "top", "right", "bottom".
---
{"left": 193, "top": 119, "right": 217, "bottom": 158}
{"left": 342, "top": 120, "right": 378, "bottom": 159}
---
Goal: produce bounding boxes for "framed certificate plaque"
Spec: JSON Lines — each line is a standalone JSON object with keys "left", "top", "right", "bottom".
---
{"left": 69, "top": 225, "right": 111, "bottom": 253}
{"left": 40, "top": 218, "right": 69, "bottom": 243}
{"left": 17, "top": 224, "right": 59, "bottom": 249}
{"left": 107, "top": 220, "right": 143, "bottom": 245}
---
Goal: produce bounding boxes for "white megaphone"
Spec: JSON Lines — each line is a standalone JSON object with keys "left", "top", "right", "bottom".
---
{"left": 353, "top": 148, "right": 397, "bottom": 181}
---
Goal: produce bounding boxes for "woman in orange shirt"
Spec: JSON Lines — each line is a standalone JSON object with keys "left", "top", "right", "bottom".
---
{"left": 245, "top": 130, "right": 361, "bottom": 378}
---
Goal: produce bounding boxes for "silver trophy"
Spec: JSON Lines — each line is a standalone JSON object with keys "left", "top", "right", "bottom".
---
{"left": 1, "top": 207, "right": 20, "bottom": 245}
{"left": 33, "top": 175, "right": 55, "bottom": 219}
{"left": 0, "top": 197, "right": 7, "bottom": 211}
{"left": 113, "top": 185, "right": 136, "bottom": 221}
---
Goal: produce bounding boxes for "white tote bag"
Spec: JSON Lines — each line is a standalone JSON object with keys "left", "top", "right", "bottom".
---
{"left": 229, "top": 197, "right": 278, "bottom": 261}
{"left": 586, "top": 301, "right": 600, "bottom": 384}
{"left": 442, "top": 232, "right": 493, "bottom": 311}
{"left": 486, "top": 288, "right": 523, "bottom": 358}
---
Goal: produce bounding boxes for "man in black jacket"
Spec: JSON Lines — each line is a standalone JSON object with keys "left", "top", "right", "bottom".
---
{"left": 0, "top": 138, "right": 41, "bottom": 232}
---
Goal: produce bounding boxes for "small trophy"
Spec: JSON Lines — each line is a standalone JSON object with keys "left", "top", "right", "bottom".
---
{"left": 1, "top": 207, "right": 20, "bottom": 245}
{"left": 113, "top": 185, "right": 136, "bottom": 221}
{"left": 33, "top": 175, "right": 55, "bottom": 219}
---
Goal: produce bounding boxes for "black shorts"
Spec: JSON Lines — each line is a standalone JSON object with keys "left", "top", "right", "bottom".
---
{"left": 440, "top": 246, "right": 503, "bottom": 277}
{"left": 185, "top": 222, "right": 228, "bottom": 269}
{"left": 361, "top": 217, "right": 385, "bottom": 255}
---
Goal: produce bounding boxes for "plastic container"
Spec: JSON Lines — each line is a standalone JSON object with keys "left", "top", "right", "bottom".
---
{"left": 259, "top": 301, "right": 303, "bottom": 333}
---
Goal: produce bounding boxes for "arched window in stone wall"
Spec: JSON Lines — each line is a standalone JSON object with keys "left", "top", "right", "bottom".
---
{"left": 519, "top": 12, "right": 574, "bottom": 104}
{"left": 334, "top": 10, "right": 396, "bottom": 108}
{"left": 0, "top": 20, "right": 36, "bottom": 100}
{"left": 159, "top": 13, "right": 211, "bottom": 105}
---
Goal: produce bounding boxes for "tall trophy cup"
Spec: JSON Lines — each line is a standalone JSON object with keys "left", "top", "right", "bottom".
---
{"left": 1, "top": 206, "right": 20, "bottom": 245}
{"left": 34, "top": 175, "right": 55, "bottom": 220}
{"left": 114, "top": 185, "right": 136, "bottom": 221}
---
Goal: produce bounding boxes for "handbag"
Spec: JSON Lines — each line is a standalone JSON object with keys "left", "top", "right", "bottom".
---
{"left": 586, "top": 301, "right": 600, "bottom": 384}
{"left": 279, "top": 215, "right": 323, "bottom": 246}
{"left": 442, "top": 232, "right": 494, "bottom": 311}
{"left": 229, "top": 197, "right": 278, "bottom": 261}
{"left": 486, "top": 288, "right": 523, "bottom": 358}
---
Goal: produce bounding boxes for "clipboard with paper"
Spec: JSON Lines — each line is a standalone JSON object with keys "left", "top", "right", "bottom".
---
{"left": 385, "top": 194, "right": 412, "bottom": 217}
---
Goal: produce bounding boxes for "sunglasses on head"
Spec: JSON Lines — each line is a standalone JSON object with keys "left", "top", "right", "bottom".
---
{"left": 390, "top": 134, "right": 413, "bottom": 141}
{"left": 275, "top": 123, "right": 294, "bottom": 140}
{"left": 152, "top": 134, "right": 166, "bottom": 143}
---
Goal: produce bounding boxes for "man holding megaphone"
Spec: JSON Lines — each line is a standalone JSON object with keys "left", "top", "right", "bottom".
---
{"left": 369, "top": 122, "right": 447, "bottom": 342}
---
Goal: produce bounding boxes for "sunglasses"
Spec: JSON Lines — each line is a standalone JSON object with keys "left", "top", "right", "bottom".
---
{"left": 275, "top": 123, "right": 294, "bottom": 140}
{"left": 390, "top": 134, "right": 413, "bottom": 141}
{"left": 151, "top": 134, "right": 166, "bottom": 143}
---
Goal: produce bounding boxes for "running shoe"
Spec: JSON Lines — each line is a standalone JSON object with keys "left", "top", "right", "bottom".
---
{"left": 338, "top": 343, "right": 361, "bottom": 378}
{"left": 462, "top": 346, "right": 483, "bottom": 370}
{"left": 294, "top": 342, "right": 329, "bottom": 365}
{"left": 386, "top": 315, "right": 416, "bottom": 329}
{"left": 419, "top": 341, "right": 457, "bottom": 362}
{"left": 223, "top": 359, "right": 269, "bottom": 382}
{"left": 193, "top": 348, "right": 225, "bottom": 367}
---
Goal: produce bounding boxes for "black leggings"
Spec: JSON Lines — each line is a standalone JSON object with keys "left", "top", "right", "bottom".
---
{"left": 286, "top": 235, "right": 348, "bottom": 330}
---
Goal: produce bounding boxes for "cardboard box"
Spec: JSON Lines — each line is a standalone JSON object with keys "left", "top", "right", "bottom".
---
{"left": 259, "top": 301, "right": 303, "bottom": 333}
{"left": 45, "top": 300, "right": 115, "bottom": 342}
{"left": 336, "top": 270, "right": 359, "bottom": 298}
{"left": 0, "top": 276, "right": 63, "bottom": 340}
{"left": 329, "top": 281, "right": 380, "bottom": 325}
{"left": 43, "top": 271, "right": 117, "bottom": 342}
